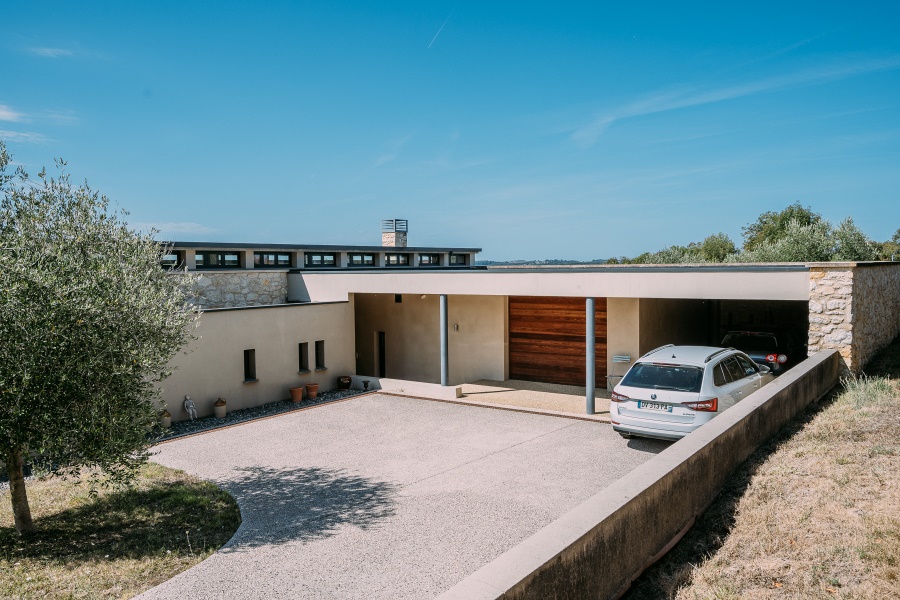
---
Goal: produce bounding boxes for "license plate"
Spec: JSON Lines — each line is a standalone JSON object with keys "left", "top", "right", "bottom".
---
{"left": 638, "top": 401, "right": 672, "bottom": 412}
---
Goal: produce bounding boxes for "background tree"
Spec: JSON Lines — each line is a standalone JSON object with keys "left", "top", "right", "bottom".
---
{"left": 696, "top": 232, "right": 738, "bottom": 262}
{"left": 832, "top": 217, "right": 877, "bottom": 261}
{"left": 741, "top": 202, "right": 822, "bottom": 251}
{"left": 0, "top": 143, "right": 198, "bottom": 534}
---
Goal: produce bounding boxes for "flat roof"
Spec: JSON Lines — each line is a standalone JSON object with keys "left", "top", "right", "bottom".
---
{"left": 167, "top": 241, "right": 482, "bottom": 253}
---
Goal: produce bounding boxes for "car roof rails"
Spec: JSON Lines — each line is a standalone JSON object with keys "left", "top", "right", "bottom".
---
{"left": 640, "top": 344, "right": 674, "bottom": 359}
{"left": 704, "top": 347, "right": 734, "bottom": 363}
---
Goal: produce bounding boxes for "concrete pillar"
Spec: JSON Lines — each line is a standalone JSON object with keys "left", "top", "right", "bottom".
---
{"left": 242, "top": 250, "right": 254, "bottom": 269}
{"left": 440, "top": 294, "right": 449, "bottom": 386}
{"left": 184, "top": 249, "right": 197, "bottom": 270}
{"left": 586, "top": 297, "right": 595, "bottom": 415}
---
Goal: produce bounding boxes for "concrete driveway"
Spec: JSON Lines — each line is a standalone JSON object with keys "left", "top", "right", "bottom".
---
{"left": 140, "top": 394, "right": 669, "bottom": 599}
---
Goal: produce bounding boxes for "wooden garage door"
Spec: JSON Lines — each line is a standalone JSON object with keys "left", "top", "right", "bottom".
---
{"left": 509, "top": 296, "right": 607, "bottom": 387}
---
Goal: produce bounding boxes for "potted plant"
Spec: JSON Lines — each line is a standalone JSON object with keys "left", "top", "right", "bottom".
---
{"left": 214, "top": 397, "right": 227, "bottom": 419}
{"left": 305, "top": 383, "right": 319, "bottom": 399}
{"left": 160, "top": 409, "right": 172, "bottom": 428}
{"left": 337, "top": 376, "right": 352, "bottom": 390}
{"left": 289, "top": 386, "right": 304, "bottom": 403}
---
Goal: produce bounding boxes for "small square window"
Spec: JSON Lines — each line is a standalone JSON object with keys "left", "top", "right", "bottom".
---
{"left": 395, "top": 294, "right": 402, "bottom": 303}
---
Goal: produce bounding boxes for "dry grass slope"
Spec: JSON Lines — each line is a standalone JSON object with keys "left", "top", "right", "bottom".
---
{"left": 628, "top": 340, "right": 900, "bottom": 600}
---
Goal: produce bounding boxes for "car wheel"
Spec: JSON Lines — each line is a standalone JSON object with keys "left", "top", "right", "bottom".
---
{"left": 618, "top": 432, "right": 633, "bottom": 439}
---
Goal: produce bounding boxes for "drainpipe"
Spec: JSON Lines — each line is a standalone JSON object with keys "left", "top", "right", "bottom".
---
{"left": 586, "top": 297, "right": 595, "bottom": 415}
{"left": 440, "top": 294, "right": 449, "bottom": 386}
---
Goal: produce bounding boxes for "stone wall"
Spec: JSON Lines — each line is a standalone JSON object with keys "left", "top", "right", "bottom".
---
{"left": 187, "top": 271, "right": 289, "bottom": 309}
{"left": 808, "top": 262, "right": 900, "bottom": 372}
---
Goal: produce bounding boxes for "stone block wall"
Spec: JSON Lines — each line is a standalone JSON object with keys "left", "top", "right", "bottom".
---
{"left": 808, "top": 263, "right": 900, "bottom": 372}
{"left": 187, "top": 271, "right": 289, "bottom": 309}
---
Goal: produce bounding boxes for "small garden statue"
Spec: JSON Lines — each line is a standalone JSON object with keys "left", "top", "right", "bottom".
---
{"left": 184, "top": 395, "right": 198, "bottom": 421}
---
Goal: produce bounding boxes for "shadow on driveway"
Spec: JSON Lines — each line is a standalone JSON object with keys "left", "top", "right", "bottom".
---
{"left": 220, "top": 466, "right": 399, "bottom": 549}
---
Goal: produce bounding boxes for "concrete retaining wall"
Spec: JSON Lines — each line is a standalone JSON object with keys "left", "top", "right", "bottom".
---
{"left": 437, "top": 350, "right": 841, "bottom": 600}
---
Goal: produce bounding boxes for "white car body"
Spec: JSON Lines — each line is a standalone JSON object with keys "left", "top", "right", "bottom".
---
{"left": 610, "top": 345, "right": 774, "bottom": 441}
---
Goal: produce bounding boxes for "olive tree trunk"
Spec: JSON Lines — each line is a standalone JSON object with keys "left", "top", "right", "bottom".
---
{"left": 5, "top": 447, "right": 34, "bottom": 533}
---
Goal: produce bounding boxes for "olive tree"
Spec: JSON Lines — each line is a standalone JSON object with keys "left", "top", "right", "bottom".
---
{"left": 0, "top": 142, "right": 198, "bottom": 533}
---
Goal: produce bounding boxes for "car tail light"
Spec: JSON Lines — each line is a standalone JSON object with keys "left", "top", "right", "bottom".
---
{"left": 777, "top": 354, "right": 787, "bottom": 364}
{"left": 765, "top": 354, "right": 776, "bottom": 363}
{"left": 684, "top": 397, "right": 718, "bottom": 412}
{"left": 611, "top": 391, "right": 629, "bottom": 402}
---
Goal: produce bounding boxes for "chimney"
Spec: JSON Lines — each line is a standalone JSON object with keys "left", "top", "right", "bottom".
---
{"left": 381, "top": 219, "right": 408, "bottom": 247}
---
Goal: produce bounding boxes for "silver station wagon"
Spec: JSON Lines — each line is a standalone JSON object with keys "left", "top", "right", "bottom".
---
{"left": 610, "top": 345, "right": 774, "bottom": 441}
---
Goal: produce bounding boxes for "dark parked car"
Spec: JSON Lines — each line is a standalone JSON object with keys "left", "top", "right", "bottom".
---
{"left": 720, "top": 330, "right": 806, "bottom": 375}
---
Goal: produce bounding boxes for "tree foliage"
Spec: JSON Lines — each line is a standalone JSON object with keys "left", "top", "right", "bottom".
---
{"left": 740, "top": 202, "right": 822, "bottom": 251}
{"left": 0, "top": 142, "right": 198, "bottom": 533}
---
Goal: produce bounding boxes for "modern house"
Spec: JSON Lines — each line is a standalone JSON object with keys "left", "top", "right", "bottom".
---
{"left": 160, "top": 221, "right": 900, "bottom": 420}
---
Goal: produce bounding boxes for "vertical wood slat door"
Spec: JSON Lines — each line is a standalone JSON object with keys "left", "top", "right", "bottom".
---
{"left": 508, "top": 296, "right": 607, "bottom": 387}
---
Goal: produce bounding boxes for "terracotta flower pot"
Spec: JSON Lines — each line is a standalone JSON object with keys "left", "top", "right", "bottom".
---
{"left": 214, "top": 397, "right": 227, "bottom": 419}
{"left": 305, "top": 383, "right": 319, "bottom": 399}
{"left": 289, "top": 386, "right": 304, "bottom": 403}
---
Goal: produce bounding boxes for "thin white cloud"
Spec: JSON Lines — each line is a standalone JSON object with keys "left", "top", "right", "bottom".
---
{"left": 0, "top": 105, "right": 26, "bottom": 122}
{"left": 372, "top": 133, "right": 414, "bottom": 167}
{"left": 573, "top": 55, "right": 900, "bottom": 146}
{"left": 29, "top": 47, "right": 73, "bottom": 58}
{"left": 0, "top": 130, "right": 47, "bottom": 143}
{"left": 429, "top": 13, "right": 453, "bottom": 49}
{"left": 38, "top": 109, "right": 80, "bottom": 125}
{"left": 131, "top": 221, "right": 217, "bottom": 235}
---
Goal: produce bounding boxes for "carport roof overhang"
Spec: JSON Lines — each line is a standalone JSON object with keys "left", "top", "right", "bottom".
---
{"left": 291, "top": 264, "right": 811, "bottom": 302}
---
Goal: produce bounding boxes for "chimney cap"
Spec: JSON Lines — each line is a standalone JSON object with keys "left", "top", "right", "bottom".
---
{"left": 381, "top": 219, "right": 408, "bottom": 233}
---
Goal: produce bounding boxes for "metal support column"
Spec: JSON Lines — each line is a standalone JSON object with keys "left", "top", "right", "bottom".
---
{"left": 586, "top": 297, "right": 595, "bottom": 415}
{"left": 440, "top": 294, "right": 449, "bottom": 386}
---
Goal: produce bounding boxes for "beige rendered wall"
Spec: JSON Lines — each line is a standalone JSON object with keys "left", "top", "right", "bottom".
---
{"left": 161, "top": 300, "right": 356, "bottom": 421}
{"left": 606, "top": 298, "right": 640, "bottom": 383}
{"left": 354, "top": 294, "right": 506, "bottom": 385}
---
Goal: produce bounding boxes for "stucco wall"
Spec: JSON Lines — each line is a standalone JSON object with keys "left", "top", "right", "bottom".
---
{"left": 353, "top": 293, "right": 506, "bottom": 385}
{"left": 606, "top": 298, "right": 640, "bottom": 385}
{"left": 161, "top": 301, "right": 355, "bottom": 421}
{"left": 808, "top": 263, "right": 900, "bottom": 372}
{"left": 186, "top": 270, "right": 289, "bottom": 308}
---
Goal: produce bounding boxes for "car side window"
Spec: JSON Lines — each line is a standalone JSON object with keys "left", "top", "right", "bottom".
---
{"left": 713, "top": 362, "right": 728, "bottom": 386}
{"left": 735, "top": 355, "right": 758, "bottom": 377}
{"left": 723, "top": 357, "right": 746, "bottom": 382}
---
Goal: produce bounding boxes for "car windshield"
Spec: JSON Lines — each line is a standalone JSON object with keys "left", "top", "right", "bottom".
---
{"left": 721, "top": 333, "right": 778, "bottom": 352}
{"left": 620, "top": 363, "right": 704, "bottom": 393}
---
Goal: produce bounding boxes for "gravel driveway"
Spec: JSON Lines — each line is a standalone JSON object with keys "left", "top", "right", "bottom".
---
{"left": 139, "top": 394, "right": 668, "bottom": 599}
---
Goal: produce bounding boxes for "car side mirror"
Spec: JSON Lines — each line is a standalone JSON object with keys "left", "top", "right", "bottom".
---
{"left": 758, "top": 365, "right": 771, "bottom": 374}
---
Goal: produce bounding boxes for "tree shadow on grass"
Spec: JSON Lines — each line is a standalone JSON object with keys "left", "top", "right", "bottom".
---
{"left": 0, "top": 477, "right": 240, "bottom": 564}
{"left": 219, "top": 465, "right": 399, "bottom": 549}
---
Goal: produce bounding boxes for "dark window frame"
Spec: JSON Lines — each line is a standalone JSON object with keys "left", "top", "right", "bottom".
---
{"left": 305, "top": 253, "right": 337, "bottom": 268}
{"left": 418, "top": 253, "right": 441, "bottom": 266}
{"left": 348, "top": 253, "right": 376, "bottom": 267}
{"left": 449, "top": 253, "right": 468, "bottom": 265}
{"left": 384, "top": 253, "right": 409, "bottom": 267}
{"left": 243, "top": 349, "right": 257, "bottom": 382}
{"left": 196, "top": 251, "right": 242, "bottom": 269}
{"left": 315, "top": 340, "right": 326, "bottom": 370}
{"left": 298, "top": 342, "right": 310, "bottom": 373}
{"left": 254, "top": 252, "right": 292, "bottom": 267}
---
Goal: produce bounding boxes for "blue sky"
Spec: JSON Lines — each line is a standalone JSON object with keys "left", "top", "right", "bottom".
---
{"left": 3, "top": 2, "right": 899, "bottom": 260}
